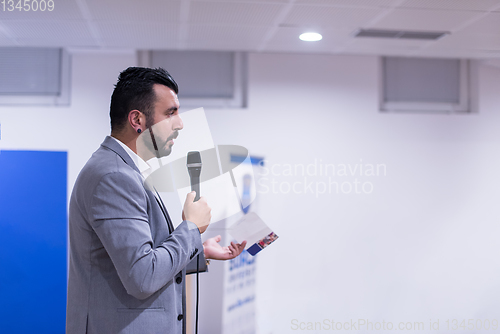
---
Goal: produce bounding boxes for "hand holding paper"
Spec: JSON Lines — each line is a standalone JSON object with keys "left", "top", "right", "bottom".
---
{"left": 229, "top": 212, "right": 279, "bottom": 256}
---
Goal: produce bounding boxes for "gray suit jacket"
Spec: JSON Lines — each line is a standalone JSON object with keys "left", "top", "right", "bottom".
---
{"left": 67, "top": 136, "right": 204, "bottom": 334}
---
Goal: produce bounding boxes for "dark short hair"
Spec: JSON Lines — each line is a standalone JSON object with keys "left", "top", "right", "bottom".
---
{"left": 110, "top": 67, "right": 179, "bottom": 132}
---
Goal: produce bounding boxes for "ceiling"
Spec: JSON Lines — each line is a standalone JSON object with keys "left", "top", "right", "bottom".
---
{"left": 1, "top": 0, "right": 500, "bottom": 59}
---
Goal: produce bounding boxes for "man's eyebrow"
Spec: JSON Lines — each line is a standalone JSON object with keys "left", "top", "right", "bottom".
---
{"left": 166, "top": 106, "right": 178, "bottom": 112}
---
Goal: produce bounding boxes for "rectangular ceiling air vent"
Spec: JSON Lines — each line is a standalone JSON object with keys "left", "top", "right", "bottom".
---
{"left": 355, "top": 29, "right": 448, "bottom": 40}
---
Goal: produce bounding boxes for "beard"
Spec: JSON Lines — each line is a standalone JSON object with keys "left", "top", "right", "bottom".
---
{"left": 157, "top": 141, "right": 172, "bottom": 157}
{"left": 149, "top": 128, "right": 178, "bottom": 158}
{"left": 147, "top": 129, "right": 172, "bottom": 158}
{"left": 145, "top": 112, "right": 178, "bottom": 158}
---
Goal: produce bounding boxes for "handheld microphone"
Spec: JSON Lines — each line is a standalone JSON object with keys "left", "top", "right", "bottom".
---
{"left": 187, "top": 151, "right": 202, "bottom": 201}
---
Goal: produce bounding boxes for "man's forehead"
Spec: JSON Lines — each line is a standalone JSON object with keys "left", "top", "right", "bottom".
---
{"left": 153, "top": 84, "right": 179, "bottom": 107}
{"left": 153, "top": 83, "right": 177, "bottom": 97}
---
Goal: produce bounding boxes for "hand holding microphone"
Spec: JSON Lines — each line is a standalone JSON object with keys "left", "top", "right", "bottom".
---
{"left": 183, "top": 192, "right": 211, "bottom": 233}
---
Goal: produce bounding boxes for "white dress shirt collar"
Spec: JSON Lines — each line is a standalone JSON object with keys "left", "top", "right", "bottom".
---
{"left": 110, "top": 136, "right": 152, "bottom": 179}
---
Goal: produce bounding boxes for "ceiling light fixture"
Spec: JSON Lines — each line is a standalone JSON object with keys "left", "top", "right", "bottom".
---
{"left": 355, "top": 29, "right": 448, "bottom": 40}
{"left": 299, "top": 32, "right": 322, "bottom": 42}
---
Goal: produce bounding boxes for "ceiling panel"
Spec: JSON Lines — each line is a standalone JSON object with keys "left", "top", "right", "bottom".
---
{"left": 343, "top": 37, "right": 426, "bottom": 56}
{"left": 400, "top": 0, "right": 500, "bottom": 11}
{"left": 189, "top": 2, "right": 285, "bottom": 25}
{"left": 5, "top": 20, "right": 94, "bottom": 41}
{"left": 0, "top": 29, "right": 15, "bottom": 46}
{"left": 294, "top": 0, "right": 402, "bottom": 7}
{"left": 370, "top": 8, "right": 482, "bottom": 31}
{"left": 192, "top": 0, "right": 289, "bottom": 2}
{"left": 430, "top": 33, "right": 500, "bottom": 51}
{"left": 85, "top": 0, "right": 181, "bottom": 23}
{"left": 187, "top": 25, "right": 268, "bottom": 44}
{"left": 96, "top": 22, "right": 178, "bottom": 48}
{"left": 263, "top": 41, "right": 337, "bottom": 54}
{"left": 282, "top": 5, "right": 386, "bottom": 29}
{"left": 459, "top": 12, "right": 500, "bottom": 34}
{"left": 349, "top": 36, "right": 430, "bottom": 48}
{"left": 0, "top": 0, "right": 83, "bottom": 20}
{"left": 185, "top": 40, "right": 260, "bottom": 51}
{"left": 15, "top": 37, "right": 97, "bottom": 47}
{"left": 343, "top": 45, "right": 420, "bottom": 57}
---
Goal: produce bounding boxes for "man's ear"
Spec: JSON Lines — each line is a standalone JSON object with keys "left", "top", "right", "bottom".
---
{"left": 128, "top": 110, "right": 145, "bottom": 133}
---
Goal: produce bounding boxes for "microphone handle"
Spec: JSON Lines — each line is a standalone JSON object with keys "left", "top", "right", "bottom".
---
{"left": 190, "top": 176, "right": 200, "bottom": 201}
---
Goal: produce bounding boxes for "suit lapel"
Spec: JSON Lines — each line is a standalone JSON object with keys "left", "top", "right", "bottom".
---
{"left": 100, "top": 136, "right": 141, "bottom": 174}
{"left": 154, "top": 188, "right": 174, "bottom": 234}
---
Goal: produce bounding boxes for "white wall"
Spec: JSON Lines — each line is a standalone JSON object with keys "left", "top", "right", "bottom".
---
{"left": 0, "top": 50, "right": 136, "bottom": 199}
{"left": 2, "top": 51, "right": 500, "bottom": 334}
{"left": 205, "top": 53, "right": 500, "bottom": 333}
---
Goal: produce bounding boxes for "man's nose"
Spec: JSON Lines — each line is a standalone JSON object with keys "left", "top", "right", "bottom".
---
{"left": 173, "top": 114, "right": 183, "bottom": 130}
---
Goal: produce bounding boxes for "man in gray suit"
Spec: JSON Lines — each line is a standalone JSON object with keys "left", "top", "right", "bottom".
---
{"left": 67, "top": 67, "right": 246, "bottom": 333}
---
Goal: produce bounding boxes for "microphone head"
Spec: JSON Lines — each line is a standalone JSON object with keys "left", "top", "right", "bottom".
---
{"left": 187, "top": 151, "right": 202, "bottom": 166}
{"left": 187, "top": 151, "right": 202, "bottom": 178}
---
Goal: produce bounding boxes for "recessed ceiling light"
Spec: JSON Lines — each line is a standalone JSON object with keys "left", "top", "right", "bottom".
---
{"left": 299, "top": 32, "right": 322, "bottom": 42}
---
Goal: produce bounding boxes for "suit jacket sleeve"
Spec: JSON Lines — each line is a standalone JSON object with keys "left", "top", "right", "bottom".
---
{"left": 90, "top": 170, "right": 203, "bottom": 300}
{"left": 185, "top": 253, "right": 208, "bottom": 274}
